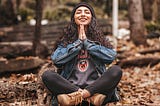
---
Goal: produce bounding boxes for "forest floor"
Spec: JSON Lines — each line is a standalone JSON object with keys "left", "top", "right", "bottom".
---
{"left": 117, "top": 38, "right": 160, "bottom": 105}
{"left": 0, "top": 38, "right": 159, "bottom": 106}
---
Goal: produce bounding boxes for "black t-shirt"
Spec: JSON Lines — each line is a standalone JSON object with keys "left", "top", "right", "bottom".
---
{"left": 68, "top": 49, "right": 99, "bottom": 88}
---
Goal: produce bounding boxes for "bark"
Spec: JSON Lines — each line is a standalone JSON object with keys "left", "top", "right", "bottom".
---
{"left": 32, "top": 0, "right": 43, "bottom": 57}
{"left": 0, "top": 42, "right": 32, "bottom": 58}
{"left": 0, "top": 57, "right": 44, "bottom": 73}
{"left": 158, "top": 0, "right": 160, "bottom": 20}
{"left": 105, "top": 0, "right": 112, "bottom": 16}
{"left": 138, "top": 48, "right": 160, "bottom": 54}
{"left": 0, "top": 0, "right": 17, "bottom": 25}
{"left": 152, "top": 0, "right": 158, "bottom": 22}
{"left": 0, "top": 41, "right": 49, "bottom": 58}
{"left": 119, "top": 56, "right": 160, "bottom": 68}
{"left": 128, "top": 0, "right": 147, "bottom": 46}
{"left": 142, "top": 0, "right": 154, "bottom": 20}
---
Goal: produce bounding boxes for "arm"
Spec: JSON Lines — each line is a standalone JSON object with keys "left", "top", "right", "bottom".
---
{"left": 51, "top": 39, "right": 83, "bottom": 67}
{"left": 83, "top": 39, "right": 117, "bottom": 64}
{"left": 52, "top": 24, "right": 85, "bottom": 67}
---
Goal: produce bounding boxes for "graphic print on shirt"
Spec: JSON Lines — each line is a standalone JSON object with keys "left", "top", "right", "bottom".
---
{"left": 77, "top": 59, "right": 88, "bottom": 72}
{"left": 77, "top": 50, "right": 89, "bottom": 72}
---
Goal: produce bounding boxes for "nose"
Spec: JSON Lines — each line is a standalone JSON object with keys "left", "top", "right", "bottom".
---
{"left": 81, "top": 11, "right": 85, "bottom": 16}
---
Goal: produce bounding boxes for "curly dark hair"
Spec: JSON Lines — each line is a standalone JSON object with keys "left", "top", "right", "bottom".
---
{"left": 54, "top": 3, "right": 113, "bottom": 50}
{"left": 54, "top": 17, "right": 113, "bottom": 49}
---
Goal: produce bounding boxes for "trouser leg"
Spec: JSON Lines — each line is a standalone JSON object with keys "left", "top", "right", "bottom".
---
{"left": 42, "top": 70, "right": 79, "bottom": 96}
{"left": 85, "top": 65, "right": 122, "bottom": 95}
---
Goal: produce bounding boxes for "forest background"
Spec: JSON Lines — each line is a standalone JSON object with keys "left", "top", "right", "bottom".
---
{"left": 0, "top": 0, "right": 160, "bottom": 106}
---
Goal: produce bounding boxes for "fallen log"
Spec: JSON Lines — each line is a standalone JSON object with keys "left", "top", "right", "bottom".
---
{"left": 119, "top": 56, "right": 160, "bottom": 68}
{"left": 0, "top": 56, "right": 45, "bottom": 73}
{"left": 0, "top": 41, "right": 32, "bottom": 58}
{"left": 0, "top": 41, "right": 49, "bottom": 58}
{"left": 117, "top": 47, "right": 160, "bottom": 60}
{"left": 138, "top": 48, "right": 160, "bottom": 54}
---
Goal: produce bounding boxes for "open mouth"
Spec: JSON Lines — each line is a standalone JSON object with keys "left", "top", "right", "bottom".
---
{"left": 79, "top": 17, "right": 87, "bottom": 21}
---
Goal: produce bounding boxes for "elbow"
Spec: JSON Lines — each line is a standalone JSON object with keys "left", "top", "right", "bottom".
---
{"left": 51, "top": 55, "right": 59, "bottom": 64}
{"left": 110, "top": 56, "right": 116, "bottom": 61}
{"left": 112, "top": 50, "right": 117, "bottom": 59}
{"left": 51, "top": 57, "right": 63, "bottom": 68}
{"left": 106, "top": 52, "right": 117, "bottom": 63}
{"left": 111, "top": 53, "right": 117, "bottom": 61}
{"left": 108, "top": 51, "right": 117, "bottom": 60}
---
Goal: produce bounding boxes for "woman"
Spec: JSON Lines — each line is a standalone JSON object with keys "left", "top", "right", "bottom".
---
{"left": 42, "top": 2, "right": 122, "bottom": 106}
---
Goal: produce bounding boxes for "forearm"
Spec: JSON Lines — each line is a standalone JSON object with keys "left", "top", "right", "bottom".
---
{"left": 51, "top": 40, "right": 83, "bottom": 66}
{"left": 83, "top": 39, "right": 117, "bottom": 64}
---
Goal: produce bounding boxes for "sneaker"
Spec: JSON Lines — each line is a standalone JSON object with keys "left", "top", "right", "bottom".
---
{"left": 86, "top": 93, "right": 106, "bottom": 106}
{"left": 57, "top": 91, "right": 83, "bottom": 106}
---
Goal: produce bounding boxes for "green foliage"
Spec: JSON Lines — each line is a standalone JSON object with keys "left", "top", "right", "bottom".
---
{"left": 18, "top": 8, "right": 35, "bottom": 21}
{"left": 44, "top": 6, "right": 71, "bottom": 21}
{"left": 145, "top": 22, "right": 160, "bottom": 33}
{"left": 12, "top": 1, "right": 36, "bottom": 22}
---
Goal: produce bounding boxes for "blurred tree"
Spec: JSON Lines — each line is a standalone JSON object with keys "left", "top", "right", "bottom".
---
{"left": 0, "top": 0, "right": 17, "bottom": 26}
{"left": 32, "top": 0, "right": 48, "bottom": 57}
{"left": 142, "top": 0, "right": 154, "bottom": 20}
{"left": 158, "top": 0, "right": 160, "bottom": 21}
{"left": 105, "top": 0, "right": 112, "bottom": 17}
{"left": 128, "top": 0, "right": 147, "bottom": 46}
{"left": 15, "top": 0, "right": 21, "bottom": 16}
{"left": 119, "top": 0, "right": 128, "bottom": 10}
{"left": 142, "top": 0, "right": 160, "bottom": 22}
{"left": 152, "top": 0, "right": 158, "bottom": 22}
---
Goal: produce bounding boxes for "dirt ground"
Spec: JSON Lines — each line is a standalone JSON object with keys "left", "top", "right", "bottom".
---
{"left": 0, "top": 37, "right": 160, "bottom": 106}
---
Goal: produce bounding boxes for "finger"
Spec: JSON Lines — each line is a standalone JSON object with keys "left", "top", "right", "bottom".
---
{"left": 80, "top": 24, "right": 84, "bottom": 31}
{"left": 80, "top": 25, "right": 85, "bottom": 35}
{"left": 79, "top": 25, "right": 84, "bottom": 39}
{"left": 79, "top": 25, "right": 82, "bottom": 38}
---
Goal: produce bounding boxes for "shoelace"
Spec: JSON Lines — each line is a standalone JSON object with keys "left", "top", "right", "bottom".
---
{"left": 68, "top": 91, "right": 83, "bottom": 106}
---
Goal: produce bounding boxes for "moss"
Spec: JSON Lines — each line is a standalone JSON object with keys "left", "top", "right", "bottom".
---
{"left": 18, "top": 8, "right": 35, "bottom": 21}
{"left": 145, "top": 22, "right": 160, "bottom": 33}
{"left": 44, "top": 5, "right": 71, "bottom": 21}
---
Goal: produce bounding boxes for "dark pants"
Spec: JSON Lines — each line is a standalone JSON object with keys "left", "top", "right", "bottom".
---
{"left": 42, "top": 65, "right": 122, "bottom": 97}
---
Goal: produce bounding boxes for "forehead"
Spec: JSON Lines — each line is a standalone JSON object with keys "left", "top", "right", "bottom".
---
{"left": 76, "top": 6, "right": 91, "bottom": 11}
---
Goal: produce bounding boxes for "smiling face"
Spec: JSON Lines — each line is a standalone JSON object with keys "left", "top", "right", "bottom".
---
{"left": 74, "top": 6, "right": 92, "bottom": 25}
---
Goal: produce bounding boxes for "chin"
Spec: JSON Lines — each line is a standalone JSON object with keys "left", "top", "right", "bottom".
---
{"left": 80, "top": 23, "right": 89, "bottom": 25}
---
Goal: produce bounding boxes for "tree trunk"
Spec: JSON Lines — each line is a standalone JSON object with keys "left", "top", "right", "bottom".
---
{"left": 128, "top": 0, "right": 147, "bottom": 46}
{"left": 0, "top": 0, "right": 17, "bottom": 25}
{"left": 32, "top": 0, "right": 44, "bottom": 57}
{"left": 142, "top": 0, "right": 154, "bottom": 20}
{"left": 158, "top": 0, "right": 160, "bottom": 21}
{"left": 105, "top": 0, "right": 112, "bottom": 17}
{"left": 152, "top": 0, "right": 158, "bottom": 22}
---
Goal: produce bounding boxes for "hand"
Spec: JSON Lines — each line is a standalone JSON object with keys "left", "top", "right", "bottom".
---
{"left": 79, "top": 24, "right": 87, "bottom": 40}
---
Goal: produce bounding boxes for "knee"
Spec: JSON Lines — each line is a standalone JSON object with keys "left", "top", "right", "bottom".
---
{"left": 41, "top": 70, "right": 49, "bottom": 80}
{"left": 42, "top": 70, "right": 57, "bottom": 82}
{"left": 108, "top": 65, "right": 122, "bottom": 78}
